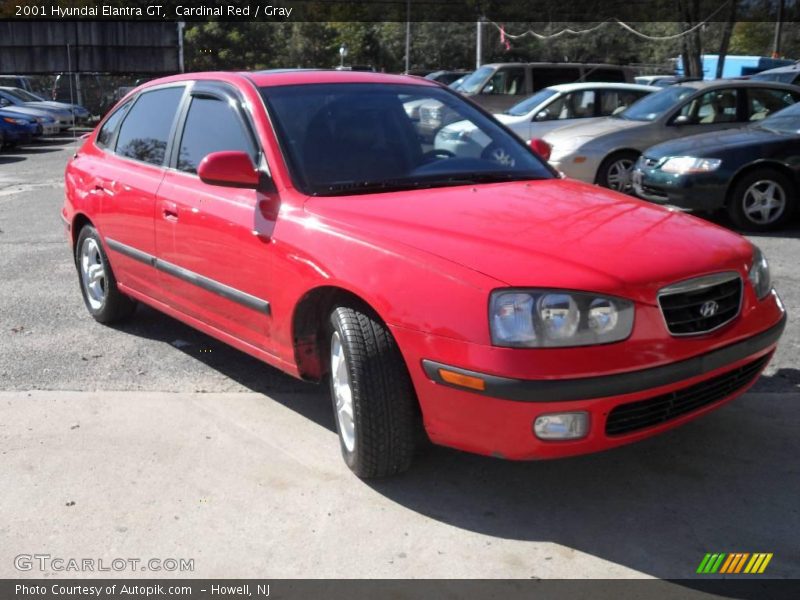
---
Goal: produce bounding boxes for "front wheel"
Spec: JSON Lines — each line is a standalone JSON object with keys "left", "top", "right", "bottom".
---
{"left": 597, "top": 151, "right": 640, "bottom": 193}
{"left": 727, "top": 169, "right": 796, "bottom": 232}
{"left": 328, "top": 306, "right": 418, "bottom": 478}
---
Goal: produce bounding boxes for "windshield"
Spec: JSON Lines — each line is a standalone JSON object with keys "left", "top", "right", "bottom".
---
{"left": 261, "top": 83, "right": 553, "bottom": 196}
{"left": 751, "top": 71, "right": 797, "bottom": 84}
{"left": 506, "top": 89, "right": 558, "bottom": 116}
{"left": 457, "top": 66, "right": 494, "bottom": 95}
{"left": 618, "top": 85, "right": 695, "bottom": 121}
{"left": 10, "top": 88, "right": 43, "bottom": 102}
{"left": 3, "top": 88, "right": 31, "bottom": 101}
{"left": 755, "top": 101, "right": 800, "bottom": 134}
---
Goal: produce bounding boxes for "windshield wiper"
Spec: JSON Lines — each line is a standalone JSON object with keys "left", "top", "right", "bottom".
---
{"left": 317, "top": 173, "right": 544, "bottom": 196}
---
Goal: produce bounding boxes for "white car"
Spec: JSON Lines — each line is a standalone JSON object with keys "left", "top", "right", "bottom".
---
{"left": 435, "top": 82, "right": 654, "bottom": 157}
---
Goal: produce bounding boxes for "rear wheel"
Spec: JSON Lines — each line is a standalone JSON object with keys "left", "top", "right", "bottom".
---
{"left": 727, "top": 169, "right": 796, "bottom": 232}
{"left": 597, "top": 151, "right": 640, "bottom": 193}
{"left": 328, "top": 306, "right": 418, "bottom": 478}
{"left": 75, "top": 225, "right": 137, "bottom": 323}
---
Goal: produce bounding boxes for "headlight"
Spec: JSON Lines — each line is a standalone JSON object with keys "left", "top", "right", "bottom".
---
{"left": 490, "top": 289, "right": 635, "bottom": 347}
{"left": 2, "top": 117, "right": 26, "bottom": 125}
{"left": 660, "top": 156, "right": 722, "bottom": 174}
{"left": 748, "top": 245, "right": 771, "bottom": 300}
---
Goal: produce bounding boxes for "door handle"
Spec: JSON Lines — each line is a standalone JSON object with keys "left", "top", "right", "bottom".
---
{"left": 162, "top": 201, "right": 179, "bottom": 221}
{"left": 94, "top": 181, "right": 116, "bottom": 196}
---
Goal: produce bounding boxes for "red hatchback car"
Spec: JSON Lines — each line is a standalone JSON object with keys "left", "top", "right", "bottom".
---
{"left": 63, "top": 71, "right": 786, "bottom": 477}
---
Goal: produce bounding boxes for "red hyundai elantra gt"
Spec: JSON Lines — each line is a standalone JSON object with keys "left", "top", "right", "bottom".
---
{"left": 63, "top": 71, "right": 786, "bottom": 477}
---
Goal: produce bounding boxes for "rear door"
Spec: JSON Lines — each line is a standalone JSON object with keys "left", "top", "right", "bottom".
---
{"left": 89, "top": 84, "right": 185, "bottom": 301}
{"left": 154, "top": 81, "right": 277, "bottom": 349}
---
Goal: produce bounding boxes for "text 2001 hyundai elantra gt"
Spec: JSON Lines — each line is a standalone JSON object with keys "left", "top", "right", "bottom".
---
{"left": 62, "top": 71, "right": 786, "bottom": 478}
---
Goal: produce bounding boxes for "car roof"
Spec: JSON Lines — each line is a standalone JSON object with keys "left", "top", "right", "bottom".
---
{"left": 669, "top": 79, "right": 799, "bottom": 91}
{"left": 546, "top": 82, "right": 654, "bottom": 93}
{"left": 751, "top": 63, "right": 800, "bottom": 75}
{"left": 246, "top": 69, "right": 438, "bottom": 88}
{"left": 480, "top": 62, "right": 626, "bottom": 69}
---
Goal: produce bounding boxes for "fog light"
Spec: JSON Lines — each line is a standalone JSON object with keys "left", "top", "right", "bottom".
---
{"left": 533, "top": 412, "right": 589, "bottom": 440}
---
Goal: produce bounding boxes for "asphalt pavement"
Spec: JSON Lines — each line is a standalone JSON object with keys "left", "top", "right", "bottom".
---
{"left": 1, "top": 135, "right": 798, "bottom": 580}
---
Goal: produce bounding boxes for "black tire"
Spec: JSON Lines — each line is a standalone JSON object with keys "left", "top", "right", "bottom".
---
{"left": 327, "top": 306, "right": 418, "bottom": 478}
{"left": 596, "top": 150, "right": 640, "bottom": 193}
{"left": 74, "top": 225, "right": 137, "bottom": 323}
{"left": 727, "top": 168, "right": 796, "bottom": 232}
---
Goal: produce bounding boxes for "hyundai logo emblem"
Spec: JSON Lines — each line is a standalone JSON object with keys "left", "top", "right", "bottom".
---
{"left": 699, "top": 300, "right": 719, "bottom": 318}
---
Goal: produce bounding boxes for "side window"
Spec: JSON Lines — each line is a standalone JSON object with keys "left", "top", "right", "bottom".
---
{"left": 599, "top": 90, "right": 648, "bottom": 116}
{"left": 95, "top": 101, "right": 131, "bottom": 149}
{"left": 747, "top": 88, "right": 796, "bottom": 121}
{"left": 676, "top": 89, "right": 739, "bottom": 125}
{"left": 584, "top": 68, "right": 626, "bottom": 83}
{"left": 176, "top": 95, "right": 257, "bottom": 174}
{"left": 115, "top": 86, "right": 184, "bottom": 166}
{"left": 531, "top": 68, "right": 581, "bottom": 91}
{"left": 483, "top": 68, "right": 525, "bottom": 95}
{"left": 563, "top": 90, "right": 596, "bottom": 118}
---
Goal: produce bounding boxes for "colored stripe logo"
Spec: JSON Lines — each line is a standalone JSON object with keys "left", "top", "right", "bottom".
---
{"left": 697, "top": 553, "right": 773, "bottom": 574}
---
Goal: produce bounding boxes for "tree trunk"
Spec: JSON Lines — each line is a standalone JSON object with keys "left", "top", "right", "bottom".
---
{"left": 715, "top": 0, "right": 739, "bottom": 79}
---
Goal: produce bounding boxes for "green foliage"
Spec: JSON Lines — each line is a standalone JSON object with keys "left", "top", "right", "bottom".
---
{"left": 183, "top": 20, "right": 797, "bottom": 75}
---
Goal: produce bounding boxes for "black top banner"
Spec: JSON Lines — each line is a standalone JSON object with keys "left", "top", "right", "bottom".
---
{"left": 0, "top": 0, "right": 795, "bottom": 22}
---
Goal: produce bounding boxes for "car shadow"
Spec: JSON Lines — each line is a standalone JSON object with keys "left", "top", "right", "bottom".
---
{"left": 112, "top": 304, "right": 798, "bottom": 581}
{"left": 110, "top": 304, "right": 335, "bottom": 432}
{"left": 0, "top": 155, "right": 26, "bottom": 165}
{"left": 695, "top": 210, "right": 800, "bottom": 240}
{"left": 8, "top": 146, "right": 64, "bottom": 155}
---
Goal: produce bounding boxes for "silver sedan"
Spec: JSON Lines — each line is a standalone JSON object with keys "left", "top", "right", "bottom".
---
{"left": 543, "top": 80, "right": 800, "bottom": 193}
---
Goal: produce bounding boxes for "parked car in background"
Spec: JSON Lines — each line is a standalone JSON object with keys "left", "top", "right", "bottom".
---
{"left": 0, "top": 109, "right": 40, "bottom": 146}
{"left": 0, "top": 87, "right": 75, "bottom": 129}
{"left": 448, "top": 72, "right": 471, "bottom": 91}
{"left": 64, "top": 70, "right": 785, "bottom": 477}
{"left": 750, "top": 63, "right": 800, "bottom": 86}
{"left": 457, "top": 62, "right": 633, "bottom": 113}
{"left": 635, "top": 75, "right": 682, "bottom": 87}
{"left": 2, "top": 86, "right": 90, "bottom": 124}
{"left": 545, "top": 80, "right": 800, "bottom": 192}
{"left": 633, "top": 101, "right": 800, "bottom": 231}
{"left": 425, "top": 70, "right": 470, "bottom": 85}
{"left": 0, "top": 96, "right": 62, "bottom": 135}
{"left": 0, "top": 74, "right": 38, "bottom": 94}
{"left": 436, "top": 83, "right": 654, "bottom": 155}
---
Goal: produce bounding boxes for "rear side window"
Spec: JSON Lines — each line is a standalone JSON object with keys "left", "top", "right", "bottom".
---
{"left": 584, "top": 68, "right": 626, "bottom": 83}
{"left": 531, "top": 68, "right": 581, "bottom": 91}
{"left": 115, "top": 86, "right": 184, "bottom": 166}
{"left": 599, "top": 89, "right": 649, "bottom": 116}
{"left": 95, "top": 101, "right": 130, "bottom": 149}
{"left": 746, "top": 88, "right": 798, "bottom": 121}
{"left": 176, "top": 95, "right": 257, "bottom": 173}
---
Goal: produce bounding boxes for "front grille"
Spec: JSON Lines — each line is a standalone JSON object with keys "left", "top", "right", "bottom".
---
{"left": 642, "top": 156, "right": 660, "bottom": 168}
{"left": 605, "top": 353, "right": 770, "bottom": 436}
{"left": 658, "top": 273, "right": 742, "bottom": 336}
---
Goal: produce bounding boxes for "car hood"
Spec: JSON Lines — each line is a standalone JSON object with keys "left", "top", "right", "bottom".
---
{"left": 543, "top": 116, "right": 646, "bottom": 143}
{"left": 643, "top": 126, "right": 784, "bottom": 158}
{"left": 21, "top": 102, "right": 70, "bottom": 115}
{"left": 304, "top": 179, "right": 752, "bottom": 303}
{"left": 0, "top": 105, "right": 53, "bottom": 119}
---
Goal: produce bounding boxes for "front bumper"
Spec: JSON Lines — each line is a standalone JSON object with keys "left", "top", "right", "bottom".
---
{"left": 392, "top": 303, "right": 785, "bottom": 461}
{"left": 549, "top": 153, "right": 601, "bottom": 184}
{"left": 632, "top": 166, "right": 727, "bottom": 211}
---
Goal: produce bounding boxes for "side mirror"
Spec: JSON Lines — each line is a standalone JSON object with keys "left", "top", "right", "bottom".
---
{"left": 534, "top": 110, "right": 549, "bottom": 122}
{"left": 612, "top": 106, "right": 626, "bottom": 115}
{"left": 673, "top": 114, "right": 692, "bottom": 126}
{"left": 482, "top": 83, "right": 494, "bottom": 95}
{"left": 198, "top": 151, "right": 259, "bottom": 188}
